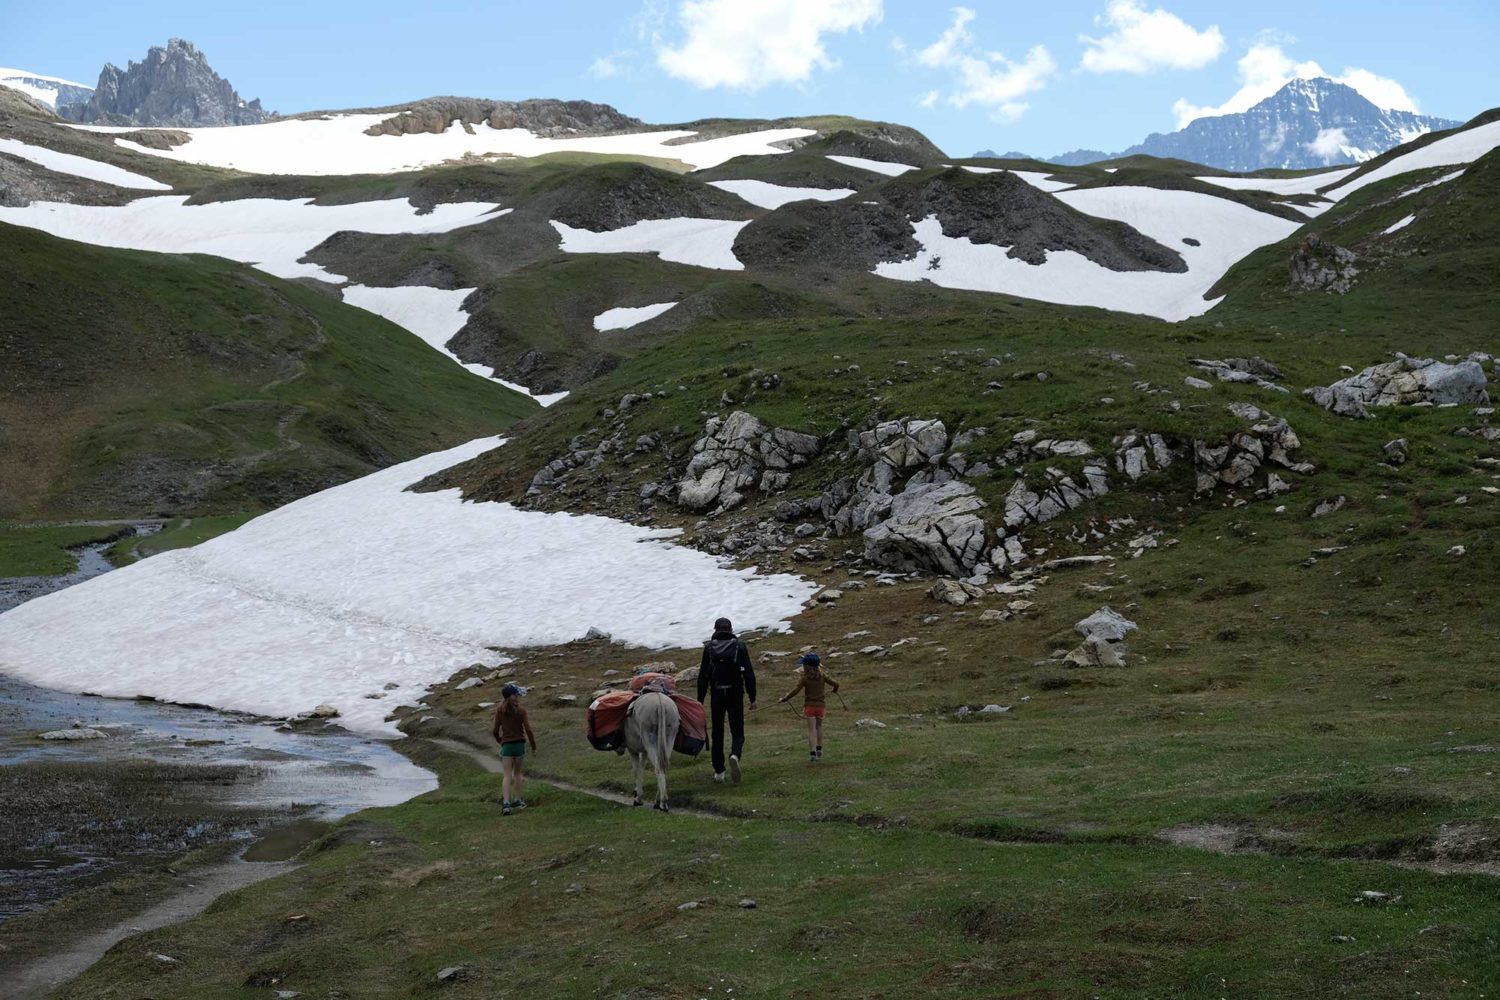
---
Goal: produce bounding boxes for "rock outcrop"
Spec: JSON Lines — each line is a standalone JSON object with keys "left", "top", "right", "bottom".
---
{"left": 677, "top": 411, "right": 821, "bottom": 512}
{"left": 64, "top": 39, "right": 273, "bottom": 127}
{"left": 863, "top": 480, "right": 988, "bottom": 578}
{"left": 361, "top": 97, "right": 640, "bottom": 138}
{"left": 1289, "top": 234, "right": 1358, "bottom": 293}
{"left": 1307, "top": 355, "right": 1491, "bottom": 419}
{"left": 1190, "top": 357, "right": 1287, "bottom": 393}
{"left": 1193, "top": 405, "right": 1312, "bottom": 495}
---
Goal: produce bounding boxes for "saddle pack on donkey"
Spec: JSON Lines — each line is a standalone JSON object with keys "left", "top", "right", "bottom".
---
{"left": 586, "top": 678, "right": 706, "bottom": 756}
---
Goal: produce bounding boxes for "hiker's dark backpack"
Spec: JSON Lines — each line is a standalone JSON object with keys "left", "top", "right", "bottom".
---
{"left": 705, "top": 638, "right": 741, "bottom": 694}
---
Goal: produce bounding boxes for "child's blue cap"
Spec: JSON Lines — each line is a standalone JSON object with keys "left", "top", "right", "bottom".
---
{"left": 502, "top": 683, "right": 523, "bottom": 698}
{"left": 800, "top": 652, "right": 821, "bottom": 667}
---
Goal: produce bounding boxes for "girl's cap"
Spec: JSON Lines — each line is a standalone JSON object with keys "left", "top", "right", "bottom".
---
{"left": 800, "top": 652, "right": 821, "bottom": 667}
{"left": 501, "top": 683, "right": 523, "bottom": 698}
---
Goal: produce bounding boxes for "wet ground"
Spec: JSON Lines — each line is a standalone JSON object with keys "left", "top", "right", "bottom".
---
{"left": 0, "top": 522, "right": 158, "bottom": 615}
{"left": 0, "top": 533, "right": 437, "bottom": 924}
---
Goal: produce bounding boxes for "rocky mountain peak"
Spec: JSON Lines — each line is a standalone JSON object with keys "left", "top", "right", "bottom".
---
{"left": 62, "top": 38, "right": 274, "bottom": 128}
{"left": 984, "top": 76, "right": 1461, "bottom": 171}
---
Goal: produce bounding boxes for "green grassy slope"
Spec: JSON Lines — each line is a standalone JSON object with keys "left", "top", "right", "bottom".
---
{"left": 1206, "top": 148, "right": 1500, "bottom": 339}
{"left": 0, "top": 222, "right": 535, "bottom": 520}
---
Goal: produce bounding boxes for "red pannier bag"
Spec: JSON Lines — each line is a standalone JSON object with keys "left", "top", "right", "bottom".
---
{"left": 629, "top": 672, "right": 677, "bottom": 693}
{"left": 586, "top": 691, "right": 636, "bottom": 751}
{"left": 671, "top": 693, "right": 707, "bottom": 757}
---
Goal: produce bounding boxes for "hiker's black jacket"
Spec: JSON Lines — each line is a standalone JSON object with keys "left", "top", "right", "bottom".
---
{"left": 698, "top": 631, "right": 756, "bottom": 703}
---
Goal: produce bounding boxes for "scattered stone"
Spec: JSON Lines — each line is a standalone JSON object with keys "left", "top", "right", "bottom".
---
{"left": 978, "top": 609, "right": 1011, "bottom": 623}
{"left": 928, "top": 578, "right": 986, "bottom": 606}
{"left": 855, "top": 718, "right": 887, "bottom": 728}
{"left": 455, "top": 677, "right": 482, "bottom": 691}
{"left": 436, "top": 966, "right": 468, "bottom": 982}
{"left": 815, "top": 588, "right": 843, "bottom": 603}
{"left": 1448, "top": 545, "right": 1466, "bottom": 557}
{"left": 306, "top": 704, "right": 339, "bottom": 719}
{"left": 1383, "top": 438, "right": 1409, "bottom": 465}
{"left": 1063, "top": 636, "right": 1128, "bottom": 668}
{"left": 1311, "top": 496, "right": 1346, "bottom": 519}
{"left": 738, "top": 898, "right": 758, "bottom": 909}
{"left": 978, "top": 704, "right": 1010, "bottom": 714}
{"left": 1184, "top": 376, "right": 1213, "bottom": 390}
{"left": 39, "top": 728, "right": 108, "bottom": 741}
{"left": 1075, "top": 607, "right": 1137, "bottom": 642}
{"left": 677, "top": 900, "right": 702, "bottom": 911}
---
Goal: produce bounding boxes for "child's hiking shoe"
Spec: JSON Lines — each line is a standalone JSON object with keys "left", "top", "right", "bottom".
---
{"left": 809, "top": 752, "right": 818, "bottom": 763}
{"left": 713, "top": 771, "right": 726, "bottom": 783}
{"left": 729, "top": 754, "right": 742, "bottom": 785}
{"left": 502, "top": 801, "right": 512, "bottom": 816}
{"left": 514, "top": 799, "right": 528, "bottom": 810}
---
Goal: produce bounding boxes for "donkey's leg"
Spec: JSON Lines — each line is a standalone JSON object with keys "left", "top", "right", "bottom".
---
{"left": 631, "top": 751, "right": 644, "bottom": 806}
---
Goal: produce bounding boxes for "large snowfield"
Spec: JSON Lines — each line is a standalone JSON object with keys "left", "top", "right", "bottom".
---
{"left": 876, "top": 186, "right": 1301, "bottom": 321}
{"left": 0, "top": 195, "right": 505, "bottom": 281}
{"left": 70, "top": 115, "right": 815, "bottom": 174}
{"left": 0, "top": 439, "right": 815, "bottom": 735}
{"left": 0, "top": 136, "right": 170, "bottom": 190}
{"left": 552, "top": 217, "right": 749, "bottom": 270}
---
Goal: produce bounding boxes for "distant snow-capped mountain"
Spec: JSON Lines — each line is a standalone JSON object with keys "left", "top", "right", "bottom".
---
{"left": 978, "top": 77, "right": 1461, "bottom": 171}
{"left": 62, "top": 38, "right": 274, "bottom": 128}
{"left": 0, "top": 68, "right": 94, "bottom": 111}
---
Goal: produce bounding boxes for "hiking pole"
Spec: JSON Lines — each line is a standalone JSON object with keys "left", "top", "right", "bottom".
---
{"left": 836, "top": 692, "right": 849, "bottom": 711}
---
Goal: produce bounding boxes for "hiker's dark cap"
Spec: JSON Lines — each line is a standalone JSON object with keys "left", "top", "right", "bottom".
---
{"left": 800, "top": 652, "right": 821, "bottom": 667}
{"left": 501, "top": 683, "right": 522, "bottom": 698}
{"left": 714, "top": 617, "right": 733, "bottom": 632}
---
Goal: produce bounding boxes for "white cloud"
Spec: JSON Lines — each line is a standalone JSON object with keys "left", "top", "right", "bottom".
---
{"left": 589, "top": 55, "right": 624, "bottom": 79}
{"left": 1337, "top": 68, "right": 1419, "bottom": 114}
{"left": 1172, "top": 41, "right": 1421, "bottom": 128}
{"left": 1079, "top": 0, "right": 1225, "bottom": 74}
{"left": 654, "top": 0, "right": 883, "bottom": 90}
{"left": 918, "top": 89, "right": 940, "bottom": 109}
{"left": 912, "top": 7, "right": 1056, "bottom": 122}
{"left": 1305, "top": 126, "right": 1348, "bottom": 162}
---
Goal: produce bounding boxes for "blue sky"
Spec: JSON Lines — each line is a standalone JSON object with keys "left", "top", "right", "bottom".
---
{"left": 3, "top": 0, "right": 1496, "bottom": 156}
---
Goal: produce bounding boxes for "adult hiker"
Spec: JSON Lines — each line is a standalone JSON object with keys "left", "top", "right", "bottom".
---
{"left": 491, "top": 683, "right": 538, "bottom": 815}
{"left": 697, "top": 616, "right": 756, "bottom": 784}
{"left": 777, "top": 652, "right": 840, "bottom": 762}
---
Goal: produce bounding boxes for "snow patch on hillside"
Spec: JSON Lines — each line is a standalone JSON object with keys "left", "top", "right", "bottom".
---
{"left": 707, "top": 179, "right": 855, "bottom": 209}
{"left": 594, "top": 301, "right": 679, "bottom": 331}
{"left": 552, "top": 217, "right": 748, "bottom": 270}
{"left": 0, "top": 67, "right": 92, "bottom": 108}
{"left": 71, "top": 115, "right": 814, "bottom": 174}
{"left": 1382, "top": 214, "right": 1415, "bottom": 235}
{"left": 1399, "top": 169, "right": 1464, "bottom": 198}
{"left": 0, "top": 195, "right": 504, "bottom": 281}
{"left": 341, "top": 284, "right": 567, "bottom": 406}
{"left": 1196, "top": 167, "right": 1356, "bottom": 196}
{"left": 0, "top": 438, "right": 814, "bottom": 735}
{"left": 1325, "top": 120, "right": 1500, "bottom": 198}
{"left": 827, "top": 154, "right": 918, "bottom": 176}
{"left": 875, "top": 186, "right": 1299, "bottom": 322}
{"left": 0, "top": 137, "right": 171, "bottom": 190}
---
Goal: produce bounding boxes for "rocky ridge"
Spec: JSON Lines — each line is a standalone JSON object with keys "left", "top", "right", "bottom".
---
{"left": 64, "top": 38, "right": 273, "bottom": 127}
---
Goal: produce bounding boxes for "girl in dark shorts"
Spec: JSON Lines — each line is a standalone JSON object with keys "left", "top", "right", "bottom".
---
{"left": 777, "top": 653, "right": 840, "bottom": 762}
{"left": 492, "top": 683, "right": 538, "bottom": 814}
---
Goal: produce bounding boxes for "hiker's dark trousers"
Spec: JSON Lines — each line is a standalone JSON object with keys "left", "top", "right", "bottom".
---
{"left": 710, "top": 692, "right": 745, "bottom": 774}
